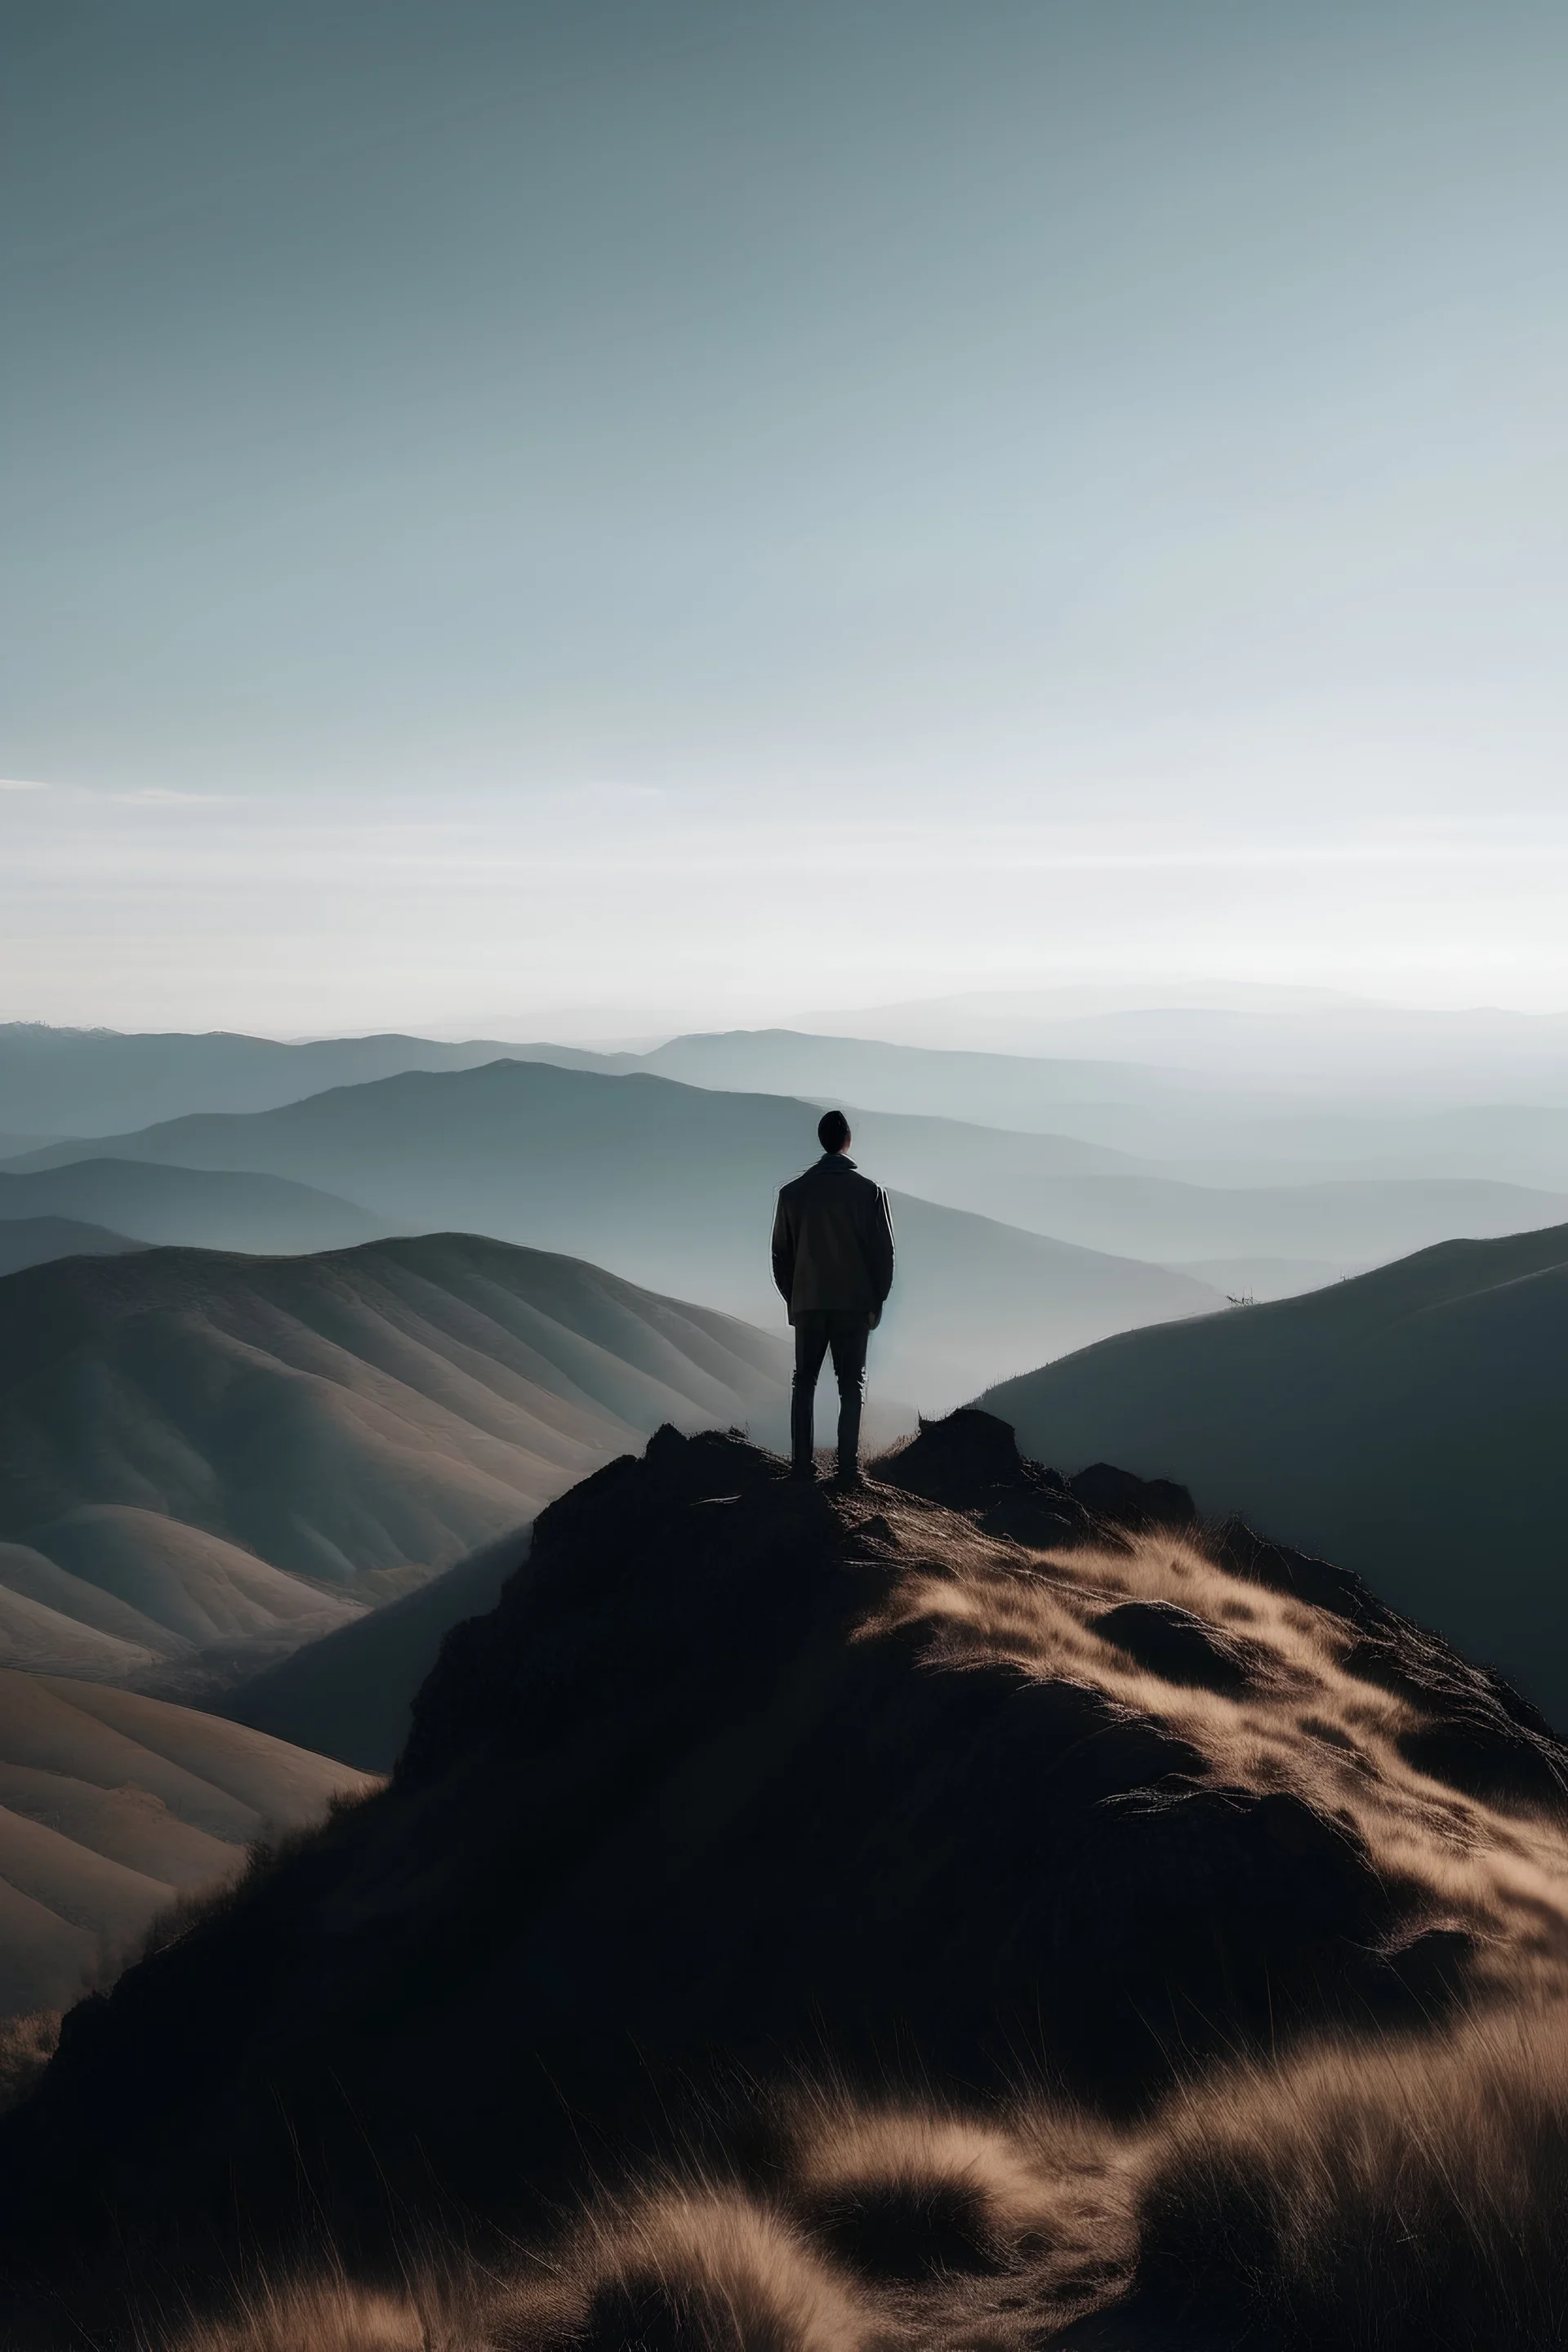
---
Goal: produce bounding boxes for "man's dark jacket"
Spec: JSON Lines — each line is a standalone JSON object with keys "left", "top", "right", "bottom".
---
{"left": 772, "top": 1154, "right": 896, "bottom": 1326}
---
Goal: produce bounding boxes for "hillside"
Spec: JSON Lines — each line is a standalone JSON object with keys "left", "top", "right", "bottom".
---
{"left": 0, "top": 1218, "right": 144, "bottom": 1279}
{"left": 983, "top": 1220, "right": 1568, "bottom": 1718}
{"left": 0, "top": 1157, "right": 382, "bottom": 1254}
{"left": 0, "top": 1672, "right": 373, "bottom": 2017}
{"left": 0, "top": 1232, "right": 792, "bottom": 1692}
{"left": 7, "top": 1058, "right": 1223, "bottom": 1403}
{"left": 2, "top": 1412, "right": 1567, "bottom": 2347}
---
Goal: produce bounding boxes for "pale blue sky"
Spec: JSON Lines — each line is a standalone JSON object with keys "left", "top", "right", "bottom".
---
{"left": 2, "top": 1, "right": 1566, "bottom": 1031}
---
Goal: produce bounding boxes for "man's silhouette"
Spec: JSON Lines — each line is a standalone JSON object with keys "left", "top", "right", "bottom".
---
{"left": 771, "top": 1110, "right": 895, "bottom": 1487}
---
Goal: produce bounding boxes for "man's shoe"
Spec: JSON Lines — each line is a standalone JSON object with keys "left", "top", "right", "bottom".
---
{"left": 832, "top": 1467, "right": 866, "bottom": 1493}
{"left": 788, "top": 1462, "right": 818, "bottom": 1484}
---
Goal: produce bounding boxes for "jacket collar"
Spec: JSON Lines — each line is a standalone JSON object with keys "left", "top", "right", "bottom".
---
{"left": 820, "top": 1152, "right": 857, "bottom": 1169}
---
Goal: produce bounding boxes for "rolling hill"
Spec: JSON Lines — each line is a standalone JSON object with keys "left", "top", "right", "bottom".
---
{"left": 5, "top": 1413, "right": 1568, "bottom": 2346}
{"left": 0, "top": 1672, "right": 373, "bottom": 2017}
{"left": 5, "top": 1058, "right": 1223, "bottom": 1404}
{"left": 982, "top": 1220, "right": 1568, "bottom": 1718}
{"left": 0, "top": 1232, "right": 795, "bottom": 1694}
{"left": 0, "top": 1157, "right": 382, "bottom": 1254}
{"left": 0, "top": 1218, "right": 145, "bottom": 1279}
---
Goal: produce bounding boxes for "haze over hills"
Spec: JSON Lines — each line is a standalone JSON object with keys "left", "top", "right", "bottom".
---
{"left": 983, "top": 1219, "right": 1568, "bottom": 1719}
{"left": 0, "top": 1024, "right": 550, "bottom": 1137}
{"left": 0, "top": 1232, "right": 795, "bottom": 1694}
{"left": 14, "top": 1013, "right": 1568, "bottom": 1191}
{"left": 572, "top": 1026, "right": 1195, "bottom": 1126}
{"left": 0, "top": 1157, "right": 382, "bottom": 1256}
{"left": 0, "top": 1219, "right": 144, "bottom": 1280}
{"left": 9, "top": 1059, "right": 1224, "bottom": 1402}
{"left": 803, "top": 989, "right": 1568, "bottom": 1102}
{"left": 7, "top": 1415, "right": 1568, "bottom": 2345}
{"left": 813, "top": 1129, "right": 1568, "bottom": 1272}
{"left": 0, "top": 1672, "right": 374, "bottom": 2017}
{"left": 11, "top": 1019, "right": 1568, "bottom": 1312}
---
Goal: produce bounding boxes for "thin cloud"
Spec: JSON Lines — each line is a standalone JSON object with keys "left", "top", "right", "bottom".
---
{"left": 0, "top": 777, "right": 51, "bottom": 792}
{"left": 107, "top": 788, "right": 242, "bottom": 806}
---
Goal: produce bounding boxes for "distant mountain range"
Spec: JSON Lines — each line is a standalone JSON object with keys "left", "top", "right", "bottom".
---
{"left": 0, "top": 1232, "right": 794, "bottom": 1695}
{"left": 0, "top": 1156, "right": 381, "bottom": 1254}
{"left": 0, "top": 1023, "right": 544, "bottom": 1136}
{"left": 11, "top": 1022, "right": 1568, "bottom": 1273}
{"left": 7, "top": 1059, "right": 1224, "bottom": 1402}
{"left": 0, "top": 1671, "right": 372, "bottom": 2016}
{"left": 982, "top": 1220, "right": 1568, "bottom": 1718}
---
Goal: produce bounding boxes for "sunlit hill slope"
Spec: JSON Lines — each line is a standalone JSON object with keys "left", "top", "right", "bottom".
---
{"left": 0, "top": 1232, "right": 792, "bottom": 1690}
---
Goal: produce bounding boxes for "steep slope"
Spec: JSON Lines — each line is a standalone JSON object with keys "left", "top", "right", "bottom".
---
{"left": 982, "top": 1220, "right": 1568, "bottom": 1717}
{"left": 0, "top": 1233, "right": 792, "bottom": 1690}
{"left": 2, "top": 1412, "right": 1565, "bottom": 2345}
{"left": 0, "top": 1673, "right": 374, "bottom": 2017}
{"left": 8, "top": 1059, "right": 1222, "bottom": 1404}
{"left": 0, "top": 1157, "right": 381, "bottom": 1254}
{"left": 0, "top": 1218, "right": 145, "bottom": 1278}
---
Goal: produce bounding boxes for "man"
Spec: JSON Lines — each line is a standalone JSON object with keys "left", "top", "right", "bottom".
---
{"left": 771, "top": 1109, "right": 895, "bottom": 1487}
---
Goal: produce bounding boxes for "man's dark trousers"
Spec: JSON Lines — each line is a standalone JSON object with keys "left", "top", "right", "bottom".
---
{"left": 791, "top": 1308, "right": 871, "bottom": 1476}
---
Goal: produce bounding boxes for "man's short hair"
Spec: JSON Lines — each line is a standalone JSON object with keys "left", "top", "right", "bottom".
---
{"left": 818, "top": 1109, "right": 851, "bottom": 1152}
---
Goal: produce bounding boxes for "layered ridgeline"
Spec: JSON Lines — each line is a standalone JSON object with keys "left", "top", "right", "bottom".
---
{"left": 0, "top": 1233, "right": 792, "bottom": 1695}
{"left": 0, "top": 1677, "right": 373, "bottom": 2018}
{"left": 4, "top": 1414, "right": 1568, "bottom": 2347}
{"left": 14, "top": 1033, "right": 1568, "bottom": 1307}
{"left": 0, "top": 1023, "right": 555, "bottom": 1137}
{"left": 9, "top": 1058, "right": 1223, "bottom": 1402}
{"left": 0, "top": 1157, "right": 382, "bottom": 1255}
{"left": 984, "top": 1221, "right": 1568, "bottom": 1720}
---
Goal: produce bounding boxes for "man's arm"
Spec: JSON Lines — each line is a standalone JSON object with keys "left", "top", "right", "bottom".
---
{"left": 771, "top": 1194, "right": 795, "bottom": 1306}
{"left": 865, "top": 1187, "right": 895, "bottom": 1304}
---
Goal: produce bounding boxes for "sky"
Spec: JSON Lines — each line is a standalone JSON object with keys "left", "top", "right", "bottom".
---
{"left": 2, "top": 0, "right": 1566, "bottom": 1036}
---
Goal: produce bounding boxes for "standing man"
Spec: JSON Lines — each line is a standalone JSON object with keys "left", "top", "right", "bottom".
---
{"left": 771, "top": 1110, "right": 896, "bottom": 1488}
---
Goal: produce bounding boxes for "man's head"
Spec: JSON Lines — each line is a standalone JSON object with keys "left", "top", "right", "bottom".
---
{"left": 818, "top": 1109, "right": 851, "bottom": 1155}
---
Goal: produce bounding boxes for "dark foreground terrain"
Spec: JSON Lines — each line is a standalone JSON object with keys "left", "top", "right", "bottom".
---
{"left": 2, "top": 1412, "right": 1567, "bottom": 2349}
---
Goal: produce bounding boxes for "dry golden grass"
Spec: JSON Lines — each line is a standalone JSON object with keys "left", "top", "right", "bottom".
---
{"left": 865, "top": 1508, "right": 1568, "bottom": 2015}
{"left": 158, "top": 2277, "right": 434, "bottom": 2352}
{"left": 0, "top": 2008, "right": 60, "bottom": 2114}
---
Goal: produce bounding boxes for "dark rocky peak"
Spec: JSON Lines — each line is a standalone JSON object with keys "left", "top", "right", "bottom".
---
{"left": 1068, "top": 1459, "right": 1197, "bottom": 1530}
{"left": 878, "top": 1406, "right": 1106, "bottom": 1548}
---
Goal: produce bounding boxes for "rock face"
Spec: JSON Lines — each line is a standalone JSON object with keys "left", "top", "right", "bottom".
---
{"left": 0, "top": 1410, "right": 1563, "bottom": 2338}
